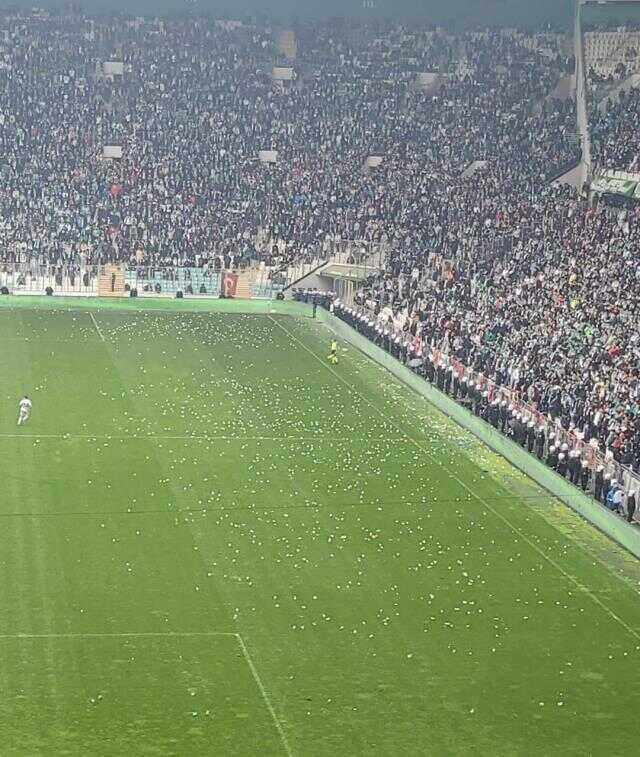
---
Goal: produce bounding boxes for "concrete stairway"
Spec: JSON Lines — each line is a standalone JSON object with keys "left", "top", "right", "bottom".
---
{"left": 98, "top": 264, "right": 126, "bottom": 297}
{"left": 234, "top": 270, "right": 255, "bottom": 299}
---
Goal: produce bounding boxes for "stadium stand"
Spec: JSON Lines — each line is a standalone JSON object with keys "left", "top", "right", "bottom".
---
{"left": 590, "top": 84, "right": 640, "bottom": 170}
{"left": 2, "top": 10, "right": 639, "bottom": 518}
{"left": 584, "top": 29, "right": 640, "bottom": 82}
{"left": 0, "top": 14, "right": 577, "bottom": 275}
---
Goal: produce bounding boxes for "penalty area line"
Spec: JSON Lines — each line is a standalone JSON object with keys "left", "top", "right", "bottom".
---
{"left": 235, "top": 633, "right": 293, "bottom": 757}
{"left": 89, "top": 311, "right": 106, "bottom": 342}
{"left": 0, "top": 630, "right": 293, "bottom": 756}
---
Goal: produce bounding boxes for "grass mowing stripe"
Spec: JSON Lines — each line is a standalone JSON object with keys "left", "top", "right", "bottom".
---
{"left": 0, "top": 631, "right": 290, "bottom": 756}
{"left": 0, "top": 433, "right": 412, "bottom": 441}
{"left": 0, "top": 492, "right": 593, "bottom": 520}
{"left": 53, "top": 310, "right": 238, "bottom": 640}
{"left": 0, "top": 629, "right": 291, "bottom": 755}
{"left": 0, "top": 295, "right": 306, "bottom": 316}
{"left": 0, "top": 631, "right": 237, "bottom": 638}
{"left": 86, "top": 309, "right": 296, "bottom": 754}
{"left": 269, "top": 314, "right": 640, "bottom": 641}
{"left": 0, "top": 338, "right": 102, "bottom": 343}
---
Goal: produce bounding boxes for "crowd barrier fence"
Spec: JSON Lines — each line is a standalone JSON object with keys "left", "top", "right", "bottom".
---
{"left": 340, "top": 300, "right": 640, "bottom": 509}
{"left": 0, "top": 263, "right": 100, "bottom": 296}
{"left": 0, "top": 263, "right": 283, "bottom": 300}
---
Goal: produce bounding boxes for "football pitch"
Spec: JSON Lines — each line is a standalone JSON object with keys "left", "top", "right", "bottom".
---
{"left": 1, "top": 296, "right": 639, "bottom": 756}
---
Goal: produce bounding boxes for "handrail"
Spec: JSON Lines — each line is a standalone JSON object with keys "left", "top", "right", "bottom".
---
{"left": 575, "top": 0, "right": 593, "bottom": 185}
{"left": 282, "top": 257, "right": 332, "bottom": 292}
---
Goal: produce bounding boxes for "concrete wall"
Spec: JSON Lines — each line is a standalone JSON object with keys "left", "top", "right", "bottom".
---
{"left": 416, "top": 72, "right": 442, "bottom": 93}
{"left": 548, "top": 73, "right": 575, "bottom": 100}
{"left": 103, "top": 61, "right": 124, "bottom": 76}
{"left": 3, "top": 2, "right": 575, "bottom": 28}
{"left": 103, "top": 145, "right": 123, "bottom": 159}
{"left": 286, "top": 271, "right": 333, "bottom": 292}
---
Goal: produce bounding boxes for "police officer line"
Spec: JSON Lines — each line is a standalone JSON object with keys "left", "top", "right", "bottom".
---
{"left": 332, "top": 300, "right": 639, "bottom": 524}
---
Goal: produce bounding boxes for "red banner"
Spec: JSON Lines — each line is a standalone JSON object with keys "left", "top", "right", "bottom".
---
{"left": 222, "top": 272, "right": 238, "bottom": 298}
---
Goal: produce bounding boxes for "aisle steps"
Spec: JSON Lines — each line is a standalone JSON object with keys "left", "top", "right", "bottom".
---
{"left": 98, "top": 265, "right": 126, "bottom": 297}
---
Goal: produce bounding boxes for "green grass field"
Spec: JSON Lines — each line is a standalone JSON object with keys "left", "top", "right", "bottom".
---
{"left": 1, "top": 297, "right": 640, "bottom": 756}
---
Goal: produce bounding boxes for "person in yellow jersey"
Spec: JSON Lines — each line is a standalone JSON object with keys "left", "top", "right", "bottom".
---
{"left": 328, "top": 339, "right": 339, "bottom": 364}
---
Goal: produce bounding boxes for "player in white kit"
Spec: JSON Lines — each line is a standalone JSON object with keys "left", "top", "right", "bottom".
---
{"left": 17, "top": 396, "right": 32, "bottom": 425}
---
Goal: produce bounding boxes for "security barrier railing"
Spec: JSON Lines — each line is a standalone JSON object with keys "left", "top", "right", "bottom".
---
{"left": 0, "top": 263, "right": 283, "bottom": 300}
{"left": 0, "top": 263, "right": 100, "bottom": 295}
{"left": 125, "top": 265, "right": 283, "bottom": 299}
{"left": 125, "top": 266, "right": 222, "bottom": 296}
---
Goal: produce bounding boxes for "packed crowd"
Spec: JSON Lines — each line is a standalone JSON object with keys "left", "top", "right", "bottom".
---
{"left": 0, "top": 12, "right": 576, "bottom": 273}
{"left": 331, "top": 302, "right": 636, "bottom": 521}
{"left": 316, "top": 26, "right": 640, "bottom": 492}
{"left": 355, "top": 177, "right": 640, "bottom": 481}
{"left": 584, "top": 21, "right": 640, "bottom": 171}
{"left": 6, "top": 10, "right": 640, "bottom": 511}
{"left": 590, "top": 86, "right": 640, "bottom": 170}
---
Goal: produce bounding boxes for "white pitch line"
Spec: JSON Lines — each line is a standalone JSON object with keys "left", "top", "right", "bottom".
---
{"left": 269, "top": 315, "right": 640, "bottom": 641}
{"left": 0, "top": 630, "right": 293, "bottom": 756}
{"left": 235, "top": 633, "right": 293, "bottom": 757}
{"left": 89, "top": 311, "right": 106, "bottom": 342}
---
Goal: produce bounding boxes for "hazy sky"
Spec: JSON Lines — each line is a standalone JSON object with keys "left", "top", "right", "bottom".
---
{"left": 1, "top": 0, "right": 576, "bottom": 28}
